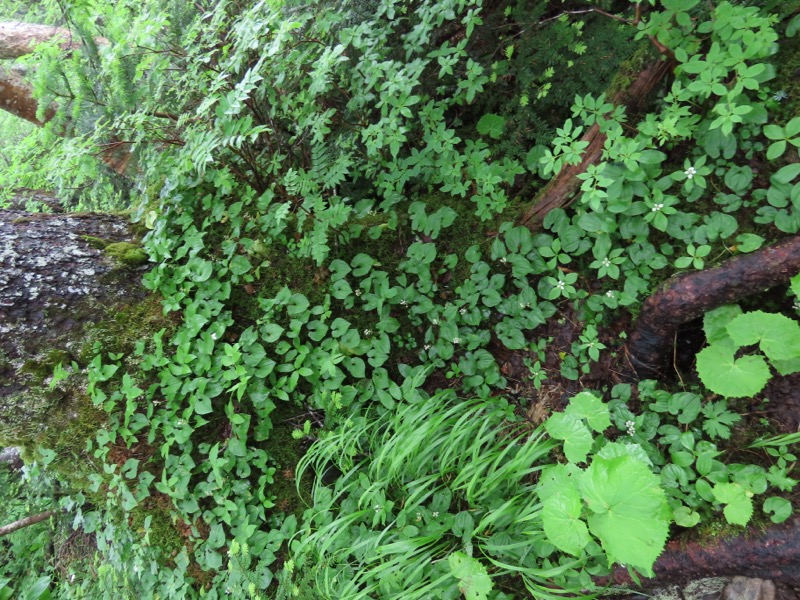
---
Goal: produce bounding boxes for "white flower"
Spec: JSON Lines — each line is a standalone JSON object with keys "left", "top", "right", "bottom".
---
{"left": 684, "top": 166, "right": 697, "bottom": 179}
{"left": 452, "top": 337, "right": 461, "bottom": 345}
{"left": 374, "top": 504, "right": 382, "bottom": 512}
{"left": 651, "top": 203, "right": 664, "bottom": 212}
{"left": 423, "top": 344, "right": 431, "bottom": 351}
{"left": 400, "top": 299, "right": 408, "bottom": 306}
{"left": 432, "top": 318, "right": 439, "bottom": 325}
{"left": 773, "top": 90, "right": 788, "bottom": 102}
{"left": 500, "top": 257, "right": 508, "bottom": 264}
{"left": 432, "top": 511, "right": 440, "bottom": 517}
{"left": 211, "top": 332, "right": 218, "bottom": 340}
{"left": 355, "top": 289, "right": 362, "bottom": 296}
{"left": 626, "top": 420, "right": 636, "bottom": 436}
{"left": 363, "top": 329, "right": 372, "bottom": 336}
{"left": 601, "top": 258, "right": 611, "bottom": 268}
{"left": 459, "top": 308, "right": 467, "bottom": 315}
{"left": 555, "top": 280, "right": 566, "bottom": 291}
{"left": 415, "top": 512, "right": 422, "bottom": 521}
{"left": 606, "top": 290, "right": 615, "bottom": 298}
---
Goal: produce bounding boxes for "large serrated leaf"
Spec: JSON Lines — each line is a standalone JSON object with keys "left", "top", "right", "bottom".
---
{"left": 545, "top": 412, "right": 593, "bottom": 464}
{"left": 448, "top": 552, "right": 493, "bottom": 600}
{"left": 703, "top": 305, "right": 742, "bottom": 343}
{"left": 696, "top": 340, "right": 771, "bottom": 398}
{"left": 580, "top": 455, "right": 670, "bottom": 576}
{"left": 566, "top": 391, "right": 611, "bottom": 433}
{"left": 726, "top": 311, "right": 800, "bottom": 361}
{"left": 712, "top": 482, "right": 753, "bottom": 526}
{"left": 542, "top": 488, "right": 591, "bottom": 556}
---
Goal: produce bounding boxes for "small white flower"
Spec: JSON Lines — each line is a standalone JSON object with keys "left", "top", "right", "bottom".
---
{"left": 556, "top": 280, "right": 566, "bottom": 291}
{"left": 355, "top": 289, "right": 362, "bottom": 296}
{"left": 432, "top": 318, "right": 439, "bottom": 325}
{"left": 432, "top": 511, "right": 440, "bottom": 517}
{"left": 684, "top": 166, "right": 697, "bottom": 179}
{"left": 459, "top": 308, "right": 467, "bottom": 315}
{"left": 363, "top": 329, "right": 372, "bottom": 336}
{"left": 211, "top": 332, "right": 218, "bottom": 340}
{"left": 626, "top": 420, "right": 636, "bottom": 436}
{"left": 651, "top": 203, "right": 664, "bottom": 212}
{"left": 601, "top": 258, "right": 611, "bottom": 268}
{"left": 452, "top": 337, "right": 461, "bottom": 345}
{"left": 400, "top": 299, "right": 408, "bottom": 306}
{"left": 415, "top": 512, "right": 422, "bottom": 521}
{"left": 773, "top": 90, "right": 788, "bottom": 102}
{"left": 606, "top": 290, "right": 615, "bottom": 298}
{"left": 500, "top": 257, "right": 508, "bottom": 264}
{"left": 423, "top": 344, "right": 431, "bottom": 351}
{"left": 374, "top": 504, "right": 382, "bottom": 512}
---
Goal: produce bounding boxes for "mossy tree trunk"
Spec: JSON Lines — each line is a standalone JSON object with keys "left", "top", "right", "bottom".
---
{"left": 0, "top": 194, "right": 150, "bottom": 451}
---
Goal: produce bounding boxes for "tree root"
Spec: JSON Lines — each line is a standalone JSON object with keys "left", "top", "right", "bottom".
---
{"left": 519, "top": 56, "right": 673, "bottom": 230}
{"left": 625, "top": 234, "right": 800, "bottom": 380}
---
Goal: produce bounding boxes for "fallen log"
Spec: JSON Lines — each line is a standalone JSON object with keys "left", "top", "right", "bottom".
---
{"left": 597, "top": 514, "right": 800, "bottom": 589}
{"left": 625, "top": 234, "right": 800, "bottom": 380}
{"left": 519, "top": 56, "right": 674, "bottom": 230}
{"left": 0, "top": 509, "right": 56, "bottom": 537}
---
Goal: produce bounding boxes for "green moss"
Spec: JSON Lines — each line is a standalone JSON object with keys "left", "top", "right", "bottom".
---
{"left": 79, "top": 235, "right": 110, "bottom": 250}
{"left": 20, "top": 349, "right": 73, "bottom": 382}
{"left": 264, "top": 402, "right": 314, "bottom": 518}
{"left": 104, "top": 242, "right": 149, "bottom": 266}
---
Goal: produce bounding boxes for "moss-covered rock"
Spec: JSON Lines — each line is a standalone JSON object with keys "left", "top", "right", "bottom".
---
{"left": 104, "top": 242, "right": 149, "bottom": 266}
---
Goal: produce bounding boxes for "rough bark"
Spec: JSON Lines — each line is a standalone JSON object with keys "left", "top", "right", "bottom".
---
{"left": 519, "top": 57, "right": 674, "bottom": 230}
{"left": 0, "top": 22, "right": 106, "bottom": 59}
{"left": 0, "top": 64, "right": 53, "bottom": 125}
{"left": 0, "top": 509, "right": 56, "bottom": 537}
{"left": 0, "top": 22, "right": 126, "bottom": 173}
{"left": 597, "top": 514, "right": 800, "bottom": 588}
{"left": 0, "top": 193, "right": 149, "bottom": 446}
{"left": 625, "top": 234, "right": 800, "bottom": 379}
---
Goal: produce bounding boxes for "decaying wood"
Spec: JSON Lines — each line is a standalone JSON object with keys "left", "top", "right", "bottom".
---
{"left": 519, "top": 57, "right": 674, "bottom": 230}
{"left": 625, "top": 234, "right": 800, "bottom": 380}
{"left": 0, "top": 509, "right": 56, "bottom": 537}
{"left": 597, "top": 514, "right": 800, "bottom": 589}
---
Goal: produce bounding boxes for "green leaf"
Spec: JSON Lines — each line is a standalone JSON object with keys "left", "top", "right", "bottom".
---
{"left": 726, "top": 311, "right": 800, "bottom": 361}
{"left": 580, "top": 454, "right": 670, "bottom": 576}
{"left": 447, "top": 552, "right": 493, "bottom": 600}
{"left": 734, "top": 234, "right": 764, "bottom": 253}
{"left": 773, "top": 163, "right": 800, "bottom": 184}
{"left": 21, "top": 576, "right": 50, "bottom": 600}
{"left": 566, "top": 391, "right": 611, "bottom": 433}
{"left": 712, "top": 482, "right": 753, "bottom": 526}
{"left": 703, "top": 305, "right": 742, "bottom": 343}
{"left": 476, "top": 113, "right": 505, "bottom": 139}
{"left": 763, "top": 496, "right": 792, "bottom": 523}
{"left": 229, "top": 254, "right": 252, "bottom": 276}
{"left": 542, "top": 487, "right": 591, "bottom": 556}
{"left": 696, "top": 340, "right": 771, "bottom": 398}
{"left": 545, "top": 412, "right": 593, "bottom": 464}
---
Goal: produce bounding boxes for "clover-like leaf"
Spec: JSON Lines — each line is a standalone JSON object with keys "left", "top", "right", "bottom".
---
{"left": 580, "top": 454, "right": 670, "bottom": 576}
